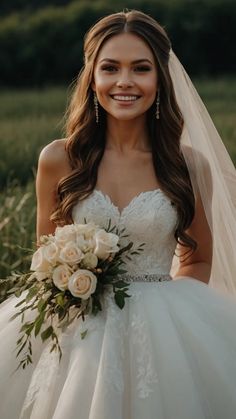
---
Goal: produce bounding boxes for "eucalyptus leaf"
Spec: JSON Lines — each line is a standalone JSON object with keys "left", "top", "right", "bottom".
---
{"left": 16, "top": 340, "right": 27, "bottom": 357}
{"left": 34, "top": 312, "right": 46, "bottom": 337}
{"left": 15, "top": 298, "right": 26, "bottom": 308}
{"left": 41, "top": 325, "right": 54, "bottom": 342}
{"left": 25, "top": 286, "right": 38, "bottom": 302}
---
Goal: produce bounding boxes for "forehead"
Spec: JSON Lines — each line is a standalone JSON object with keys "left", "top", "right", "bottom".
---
{"left": 96, "top": 32, "right": 155, "bottom": 63}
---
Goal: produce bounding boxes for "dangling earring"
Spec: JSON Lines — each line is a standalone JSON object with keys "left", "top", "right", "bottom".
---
{"left": 93, "top": 92, "right": 99, "bottom": 124}
{"left": 156, "top": 90, "right": 160, "bottom": 120}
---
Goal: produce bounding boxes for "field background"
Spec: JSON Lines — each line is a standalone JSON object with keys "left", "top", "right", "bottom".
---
{"left": 0, "top": 0, "right": 236, "bottom": 278}
{"left": 1, "top": 79, "right": 235, "bottom": 278}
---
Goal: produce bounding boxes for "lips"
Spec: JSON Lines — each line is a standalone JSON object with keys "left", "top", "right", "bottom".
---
{"left": 110, "top": 94, "right": 141, "bottom": 102}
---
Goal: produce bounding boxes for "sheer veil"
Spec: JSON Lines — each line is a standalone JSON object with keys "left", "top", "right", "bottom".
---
{"left": 169, "top": 50, "right": 236, "bottom": 296}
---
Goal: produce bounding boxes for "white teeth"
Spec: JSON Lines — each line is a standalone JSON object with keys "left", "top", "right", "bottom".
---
{"left": 112, "top": 95, "right": 139, "bottom": 101}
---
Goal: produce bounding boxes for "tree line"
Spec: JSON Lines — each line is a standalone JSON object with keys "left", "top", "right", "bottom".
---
{"left": 0, "top": 0, "right": 235, "bottom": 86}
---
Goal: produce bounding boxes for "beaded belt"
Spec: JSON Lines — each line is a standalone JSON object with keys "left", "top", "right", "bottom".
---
{"left": 118, "top": 273, "right": 172, "bottom": 283}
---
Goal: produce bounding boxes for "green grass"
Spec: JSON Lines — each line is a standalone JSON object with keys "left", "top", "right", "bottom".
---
{"left": 0, "top": 86, "right": 69, "bottom": 188}
{"left": 194, "top": 77, "right": 236, "bottom": 163}
{"left": 0, "top": 79, "right": 235, "bottom": 278}
{"left": 0, "top": 180, "right": 36, "bottom": 277}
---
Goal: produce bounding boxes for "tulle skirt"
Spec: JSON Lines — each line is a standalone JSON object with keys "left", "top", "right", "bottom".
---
{"left": 1, "top": 277, "right": 236, "bottom": 419}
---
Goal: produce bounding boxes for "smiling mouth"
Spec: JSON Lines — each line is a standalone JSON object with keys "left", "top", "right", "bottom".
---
{"left": 110, "top": 95, "right": 141, "bottom": 102}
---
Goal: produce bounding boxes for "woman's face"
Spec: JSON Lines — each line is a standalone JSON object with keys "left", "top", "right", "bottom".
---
{"left": 92, "top": 32, "right": 158, "bottom": 121}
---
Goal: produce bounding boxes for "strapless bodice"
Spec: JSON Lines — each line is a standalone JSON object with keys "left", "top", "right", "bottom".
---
{"left": 72, "top": 189, "right": 178, "bottom": 275}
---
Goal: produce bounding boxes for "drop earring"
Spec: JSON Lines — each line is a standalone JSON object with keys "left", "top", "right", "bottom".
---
{"left": 93, "top": 92, "right": 99, "bottom": 124}
{"left": 156, "top": 90, "right": 160, "bottom": 120}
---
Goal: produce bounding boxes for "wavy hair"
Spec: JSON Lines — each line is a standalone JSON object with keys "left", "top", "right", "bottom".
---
{"left": 51, "top": 10, "right": 197, "bottom": 255}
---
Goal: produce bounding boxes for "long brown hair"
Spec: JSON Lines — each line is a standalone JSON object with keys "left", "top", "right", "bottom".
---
{"left": 51, "top": 10, "right": 197, "bottom": 254}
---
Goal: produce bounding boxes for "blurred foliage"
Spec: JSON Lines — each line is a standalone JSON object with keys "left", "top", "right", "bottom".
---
{"left": 0, "top": 180, "right": 36, "bottom": 278}
{"left": 0, "top": 86, "right": 68, "bottom": 189}
{"left": 0, "top": 0, "right": 235, "bottom": 86}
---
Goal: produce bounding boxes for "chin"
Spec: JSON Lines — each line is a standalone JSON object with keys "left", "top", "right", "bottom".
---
{"left": 110, "top": 112, "right": 146, "bottom": 121}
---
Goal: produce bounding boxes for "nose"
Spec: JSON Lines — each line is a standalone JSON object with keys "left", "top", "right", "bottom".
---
{"left": 116, "top": 71, "right": 134, "bottom": 88}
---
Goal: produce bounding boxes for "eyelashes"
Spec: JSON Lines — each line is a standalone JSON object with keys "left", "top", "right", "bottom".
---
{"left": 100, "top": 66, "right": 152, "bottom": 73}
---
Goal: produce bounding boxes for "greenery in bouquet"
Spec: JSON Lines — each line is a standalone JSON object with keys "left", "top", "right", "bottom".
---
{"left": 0, "top": 219, "right": 144, "bottom": 370}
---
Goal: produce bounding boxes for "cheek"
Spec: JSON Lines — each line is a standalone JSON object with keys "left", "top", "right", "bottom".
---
{"left": 93, "top": 72, "right": 111, "bottom": 92}
{"left": 142, "top": 76, "right": 158, "bottom": 95}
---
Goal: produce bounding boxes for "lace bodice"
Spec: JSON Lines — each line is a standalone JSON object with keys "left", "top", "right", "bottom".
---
{"left": 72, "top": 189, "right": 178, "bottom": 276}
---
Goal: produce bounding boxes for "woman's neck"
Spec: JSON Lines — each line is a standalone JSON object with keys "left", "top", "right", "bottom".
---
{"left": 105, "top": 115, "right": 151, "bottom": 153}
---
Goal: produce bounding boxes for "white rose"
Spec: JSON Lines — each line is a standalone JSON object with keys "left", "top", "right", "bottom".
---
{"left": 30, "top": 247, "right": 51, "bottom": 272}
{"left": 74, "top": 222, "right": 99, "bottom": 239}
{"left": 52, "top": 265, "right": 71, "bottom": 291}
{"left": 54, "top": 225, "right": 77, "bottom": 247}
{"left": 44, "top": 242, "right": 59, "bottom": 265}
{"left": 93, "top": 229, "right": 119, "bottom": 260}
{"left": 82, "top": 252, "right": 98, "bottom": 269}
{"left": 59, "top": 241, "right": 84, "bottom": 265}
{"left": 68, "top": 269, "right": 97, "bottom": 299}
{"left": 76, "top": 235, "right": 95, "bottom": 253}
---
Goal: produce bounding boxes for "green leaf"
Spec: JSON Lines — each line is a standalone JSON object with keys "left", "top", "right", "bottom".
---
{"left": 15, "top": 298, "right": 26, "bottom": 307}
{"left": 123, "top": 292, "right": 131, "bottom": 298}
{"left": 41, "top": 325, "right": 54, "bottom": 342}
{"left": 113, "top": 280, "right": 129, "bottom": 288}
{"left": 10, "top": 311, "right": 21, "bottom": 321}
{"left": 34, "top": 312, "right": 45, "bottom": 337}
{"left": 15, "top": 289, "right": 23, "bottom": 298}
{"left": 25, "top": 286, "right": 38, "bottom": 302}
{"left": 80, "top": 329, "right": 88, "bottom": 339}
{"left": 16, "top": 340, "right": 27, "bottom": 357}
{"left": 56, "top": 294, "right": 65, "bottom": 307}
{"left": 116, "top": 269, "right": 128, "bottom": 275}
{"left": 114, "top": 292, "right": 125, "bottom": 309}
{"left": 37, "top": 298, "right": 48, "bottom": 312}
{"left": 25, "top": 323, "right": 35, "bottom": 336}
{"left": 19, "top": 322, "right": 33, "bottom": 333}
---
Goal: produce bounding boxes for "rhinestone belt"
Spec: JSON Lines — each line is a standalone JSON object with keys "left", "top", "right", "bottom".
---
{"left": 118, "top": 273, "right": 172, "bottom": 283}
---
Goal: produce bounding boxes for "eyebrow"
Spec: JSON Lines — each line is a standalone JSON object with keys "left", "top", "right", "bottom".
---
{"left": 99, "top": 58, "right": 153, "bottom": 65}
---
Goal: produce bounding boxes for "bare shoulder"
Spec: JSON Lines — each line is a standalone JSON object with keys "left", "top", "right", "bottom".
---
{"left": 38, "top": 139, "right": 71, "bottom": 176}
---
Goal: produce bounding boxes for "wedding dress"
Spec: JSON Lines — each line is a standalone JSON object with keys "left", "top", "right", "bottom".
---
{"left": 1, "top": 187, "right": 236, "bottom": 419}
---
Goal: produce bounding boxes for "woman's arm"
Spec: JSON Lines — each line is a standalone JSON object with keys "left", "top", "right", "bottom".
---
{"left": 173, "top": 191, "right": 213, "bottom": 284}
{"left": 35, "top": 139, "right": 70, "bottom": 244}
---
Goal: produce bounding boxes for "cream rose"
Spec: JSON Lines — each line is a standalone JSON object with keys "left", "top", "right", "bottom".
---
{"left": 68, "top": 269, "right": 97, "bottom": 299}
{"left": 54, "top": 225, "right": 77, "bottom": 247}
{"left": 93, "top": 229, "right": 119, "bottom": 260}
{"left": 74, "top": 222, "right": 99, "bottom": 239}
{"left": 30, "top": 247, "right": 51, "bottom": 272}
{"left": 59, "top": 241, "right": 84, "bottom": 265}
{"left": 52, "top": 265, "right": 71, "bottom": 291}
{"left": 82, "top": 252, "right": 98, "bottom": 269}
{"left": 76, "top": 235, "right": 95, "bottom": 253}
{"left": 43, "top": 242, "right": 59, "bottom": 265}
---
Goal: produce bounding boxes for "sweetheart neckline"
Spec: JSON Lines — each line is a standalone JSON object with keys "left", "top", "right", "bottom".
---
{"left": 93, "top": 188, "right": 165, "bottom": 217}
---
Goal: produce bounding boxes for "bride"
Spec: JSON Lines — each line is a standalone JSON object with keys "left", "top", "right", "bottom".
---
{"left": 1, "top": 9, "right": 236, "bottom": 419}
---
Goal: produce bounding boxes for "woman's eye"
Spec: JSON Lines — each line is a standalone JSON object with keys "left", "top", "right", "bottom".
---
{"left": 101, "top": 66, "right": 117, "bottom": 72}
{"left": 134, "top": 66, "right": 151, "bottom": 72}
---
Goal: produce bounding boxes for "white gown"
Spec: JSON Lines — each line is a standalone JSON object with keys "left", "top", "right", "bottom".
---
{"left": 1, "top": 188, "right": 236, "bottom": 419}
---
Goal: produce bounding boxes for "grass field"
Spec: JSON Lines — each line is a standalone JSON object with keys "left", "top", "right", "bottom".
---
{"left": 0, "top": 79, "right": 235, "bottom": 277}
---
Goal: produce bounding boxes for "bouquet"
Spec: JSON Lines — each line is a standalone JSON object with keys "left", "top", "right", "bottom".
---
{"left": 0, "top": 219, "right": 144, "bottom": 370}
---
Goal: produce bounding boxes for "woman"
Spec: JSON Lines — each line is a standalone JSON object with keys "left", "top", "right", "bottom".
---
{"left": 1, "top": 9, "right": 236, "bottom": 419}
